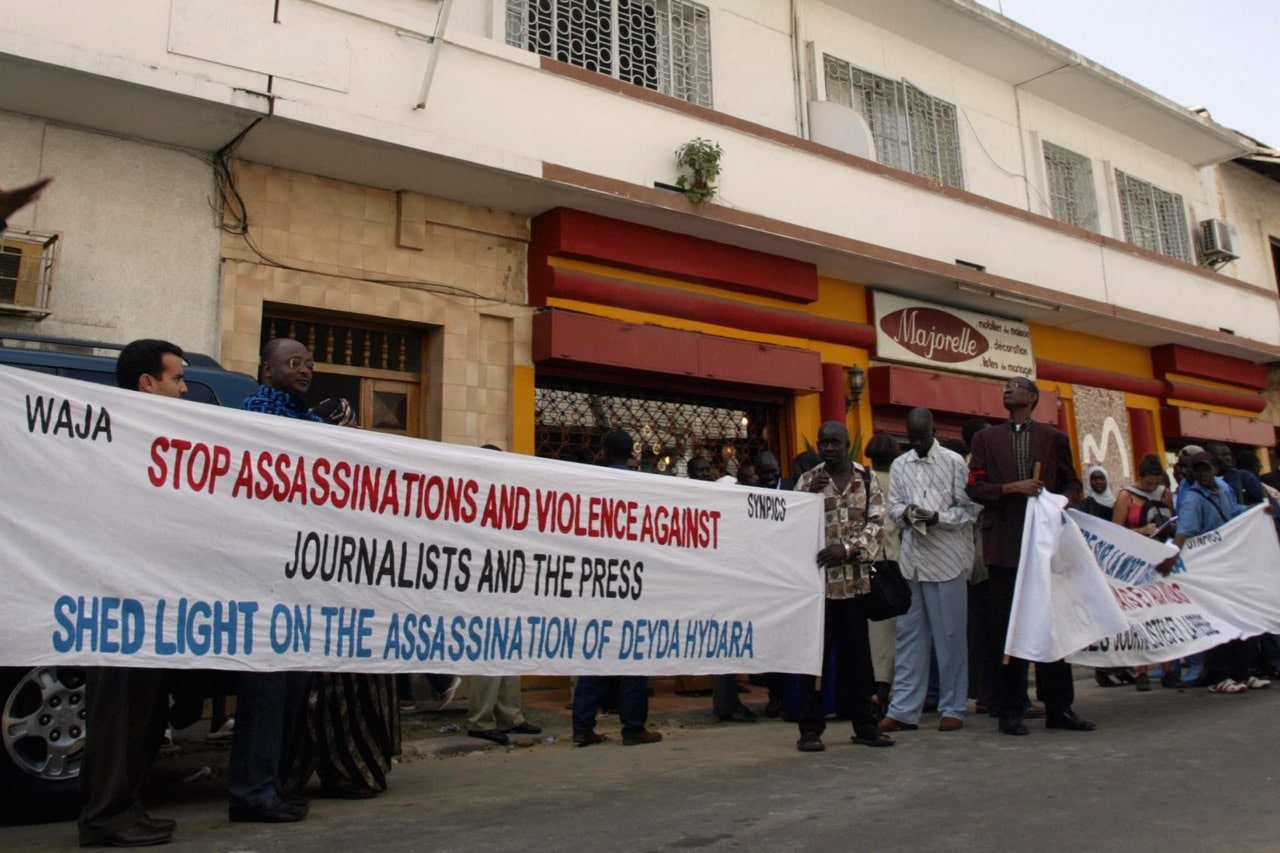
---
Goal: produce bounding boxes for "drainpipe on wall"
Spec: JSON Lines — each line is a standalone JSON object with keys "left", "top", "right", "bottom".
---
{"left": 790, "top": 0, "right": 806, "bottom": 138}
{"left": 413, "top": 0, "right": 456, "bottom": 110}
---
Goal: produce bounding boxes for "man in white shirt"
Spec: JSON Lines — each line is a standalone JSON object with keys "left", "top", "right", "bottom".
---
{"left": 881, "top": 408, "right": 981, "bottom": 733}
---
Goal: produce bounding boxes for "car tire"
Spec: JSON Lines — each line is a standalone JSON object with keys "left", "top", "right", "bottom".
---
{"left": 0, "top": 666, "right": 86, "bottom": 822}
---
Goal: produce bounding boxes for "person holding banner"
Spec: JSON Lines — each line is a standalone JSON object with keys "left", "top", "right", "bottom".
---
{"left": 228, "top": 338, "right": 325, "bottom": 823}
{"left": 966, "top": 377, "right": 1093, "bottom": 736}
{"left": 78, "top": 339, "right": 188, "bottom": 848}
{"left": 1171, "top": 451, "right": 1270, "bottom": 694}
{"left": 572, "top": 429, "right": 664, "bottom": 747}
{"left": 880, "top": 408, "right": 980, "bottom": 734}
{"left": 793, "top": 420, "right": 891, "bottom": 752}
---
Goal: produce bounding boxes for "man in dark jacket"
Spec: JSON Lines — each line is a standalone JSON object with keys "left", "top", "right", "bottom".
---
{"left": 966, "top": 377, "right": 1091, "bottom": 736}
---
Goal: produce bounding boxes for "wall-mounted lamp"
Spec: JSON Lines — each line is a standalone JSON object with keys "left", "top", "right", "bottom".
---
{"left": 846, "top": 364, "right": 865, "bottom": 410}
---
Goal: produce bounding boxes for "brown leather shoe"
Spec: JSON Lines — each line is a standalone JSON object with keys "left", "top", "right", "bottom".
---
{"left": 572, "top": 730, "right": 606, "bottom": 747}
{"left": 938, "top": 716, "right": 963, "bottom": 732}
{"left": 878, "top": 716, "right": 918, "bottom": 732}
{"left": 98, "top": 822, "right": 173, "bottom": 847}
{"left": 622, "top": 728, "right": 663, "bottom": 746}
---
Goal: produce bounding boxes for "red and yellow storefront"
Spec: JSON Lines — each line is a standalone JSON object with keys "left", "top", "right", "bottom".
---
{"left": 517, "top": 207, "right": 1271, "bottom": 485}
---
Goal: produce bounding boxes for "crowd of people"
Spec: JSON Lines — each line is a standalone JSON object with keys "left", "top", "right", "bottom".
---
{"left": 59, "top": 331, "right": 1280, "bottom": 845}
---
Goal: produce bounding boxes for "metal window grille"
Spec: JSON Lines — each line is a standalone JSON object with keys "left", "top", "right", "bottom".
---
{"left": 1042, "top": 142, "right": 1098, "bottom": 231}
{"left": 261, "top": 314, "right": 421, "bottom": 374}
{"left": 1115, "top": 170, "right": 1192, "bottom": 262}
{"left": 534, "top": 376, "right": 780, "bottom": 478}
{"left": 508, "top": 0, "right": 712, "bottom": 107}
{"left": 823, "top": 56, "right": 963, "bottom": 189}
{"left": 0, "top": 227, "right": 58, "bottom": 314}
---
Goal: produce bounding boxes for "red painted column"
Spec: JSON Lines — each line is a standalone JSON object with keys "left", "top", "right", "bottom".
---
{"left": 1128, "top": 407, "right": 1155, "bottom": 465}
{"left": 821, "top": 362, "right": 849, "bottom": 425}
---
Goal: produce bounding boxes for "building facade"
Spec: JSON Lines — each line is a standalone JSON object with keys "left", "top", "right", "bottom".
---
{"left": 1, "top": 0, "right": 1278, "bottom": 473}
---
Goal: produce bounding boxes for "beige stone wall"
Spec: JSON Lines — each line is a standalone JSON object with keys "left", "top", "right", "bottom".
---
{"left": 219, "top": 161, "right": 531, "bottom": 447}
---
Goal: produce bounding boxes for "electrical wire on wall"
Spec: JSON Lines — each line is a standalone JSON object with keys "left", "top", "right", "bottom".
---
{"left": 958, "top": 104, "right": 1052, "bottom": 212}
{"left": 210, "top": 121, "right": 507, "bottom": 305}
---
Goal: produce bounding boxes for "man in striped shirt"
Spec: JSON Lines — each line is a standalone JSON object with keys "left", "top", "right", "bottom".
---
{"left": 880, "top": 408, "right": 980, "bottom": 734}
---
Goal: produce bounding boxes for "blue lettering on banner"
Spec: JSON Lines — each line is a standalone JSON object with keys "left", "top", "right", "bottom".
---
{"left": 53, "top": 596, "right": 257, "bottom": 656}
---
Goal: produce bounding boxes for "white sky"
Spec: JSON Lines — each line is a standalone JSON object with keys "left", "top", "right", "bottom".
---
{"left": 977, "top": 0, "right": 1280, "bottom": 147}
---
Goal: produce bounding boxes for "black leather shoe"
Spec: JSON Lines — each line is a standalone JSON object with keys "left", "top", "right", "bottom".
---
{"left": 998, "top": 716, "right": 1029, "bottom": 736}
{"left": 139, "top": 814, "right": 177, "bottom": 833}
{"left": 98, "top": 822, "right": 172, "bottom": 847}
{"left": 1045, "top": 709, "right": 1096, "bottom": 731}
{"left": 468, "top": 728, "right": 510, "bottom": 745}
{"left": 503, "top": 721, "right": 542, "bottom": 735}
{"left": 228, "top": 796, "right": 308, "bottom": 823}
{"left": 718, "top": 707, "right": 756, "bottom": 723}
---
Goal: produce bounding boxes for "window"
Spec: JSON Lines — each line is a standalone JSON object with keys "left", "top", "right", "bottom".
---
{"left": 823, "top": 56, "right": 963, "bottom": 188}
{"left": 1270, "top": 237, "right": 1280, "bottom": 296}
{"left": 507, "top": 0, "right": 713, "bottom": 108}
{"left": 0, "top": 227, "right": 58, "bottom": 315}
{"left": 1114, "top": 170, "right": 1192, "bottom": 262}
{"left": 1043, "top": 142, "right": 1098, "bottom": 231}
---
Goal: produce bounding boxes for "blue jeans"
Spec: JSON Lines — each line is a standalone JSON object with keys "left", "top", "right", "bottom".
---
{"left": 573, "top": 676, "right": 649, "bottom": 737}
{"left": 228, "top": 671, "right": 310, "bottom": 807}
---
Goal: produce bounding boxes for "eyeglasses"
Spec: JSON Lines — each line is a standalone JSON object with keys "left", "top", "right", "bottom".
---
{"left": 285, "top": 357, "right": 316, "bottom": 370}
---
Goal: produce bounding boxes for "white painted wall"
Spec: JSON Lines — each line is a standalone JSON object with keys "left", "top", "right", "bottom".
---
{"left": 0, "top": 112, "right": 223, "bottom": 354}
{"left": 0, "top": 0, "right": 1273, "bottom": 349}
{"left": 1217, "top": 163, "right": 1280, "bottom": 294}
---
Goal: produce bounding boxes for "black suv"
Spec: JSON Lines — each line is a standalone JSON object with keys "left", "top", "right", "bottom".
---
{"left": 0, "top": 333, "right": 258, "bottom": 820}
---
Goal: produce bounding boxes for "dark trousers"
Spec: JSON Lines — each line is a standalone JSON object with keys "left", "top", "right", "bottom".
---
{"left": 988, "top": 566, "right": 1074, "bottom": 717}
{"left": 798, "top": 596, "right": 876, "bottom": 739}
{"left": 572, "top": 675, "right": 649, "bottom": 737}
{"left": 1206, "top": 639, "right": 1249, "bottom": 683}
{"left": 78, "top": 667, "right": 169, "bottom": 845}
{"left": 228, "top": 671, "right": 311, "bottom": 807}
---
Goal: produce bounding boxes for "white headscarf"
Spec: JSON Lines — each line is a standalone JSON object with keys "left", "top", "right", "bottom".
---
{"left": 1086, "top": 465, "right": 1116, "bottom": 509}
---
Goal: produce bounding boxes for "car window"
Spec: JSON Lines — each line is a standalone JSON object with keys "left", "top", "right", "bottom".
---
{"left": 184, "top": 381, "right": 218, "bottom": 405}
{"left": 58, "top": 368, "right": 116, "bottom": 386}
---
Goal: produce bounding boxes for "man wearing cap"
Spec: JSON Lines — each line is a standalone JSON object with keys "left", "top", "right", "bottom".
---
{"left": 1171, "top": 451, "right": 1267, "bottom": 693}
{"left": 966, "top": 377, "right": 1089, "bottom": 736}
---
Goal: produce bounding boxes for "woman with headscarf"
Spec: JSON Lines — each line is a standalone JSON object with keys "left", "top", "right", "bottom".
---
{"left": 1078, "top": 465, "right": 1116, "bottom": 520}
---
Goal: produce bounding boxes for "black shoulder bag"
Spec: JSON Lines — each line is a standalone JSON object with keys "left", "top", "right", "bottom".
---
{"left": 860, "top": 468, "right": 911, "bottom": 621}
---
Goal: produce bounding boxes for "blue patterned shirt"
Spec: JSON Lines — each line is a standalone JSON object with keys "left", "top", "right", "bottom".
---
{"left": 240, "top": 385, "right": 325, "bottom": 422}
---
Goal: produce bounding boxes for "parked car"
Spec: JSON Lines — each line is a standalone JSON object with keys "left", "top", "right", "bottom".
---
{"left": 0, "top": 333, "right": 258, "bottom": 821}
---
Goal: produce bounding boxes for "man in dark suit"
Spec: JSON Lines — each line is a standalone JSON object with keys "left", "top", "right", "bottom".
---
{"left": 966, "top": 377, "right": 1092, "bottom": 736}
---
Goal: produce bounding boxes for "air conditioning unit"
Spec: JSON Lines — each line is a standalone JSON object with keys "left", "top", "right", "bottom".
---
{"left": 1198, "top": 218, "right": 1240, "bottom": 267}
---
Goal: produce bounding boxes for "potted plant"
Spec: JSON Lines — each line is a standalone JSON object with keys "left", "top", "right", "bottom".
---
{"left": 674, "top": 137, "right": 724, "bottom": 204}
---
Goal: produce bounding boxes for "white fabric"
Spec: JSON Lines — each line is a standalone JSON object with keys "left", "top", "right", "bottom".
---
{"left": 1004, "top": 492, "right": 1129, "bottom": 662}
{"left": 0, "top": 366, "right": 825, "bottom": 675}
{"left": 1004, "top": 490, "right": 1280, "bottom": 666}
{"left": 1068, "top": 505, "right": 1280, "bottom": 666}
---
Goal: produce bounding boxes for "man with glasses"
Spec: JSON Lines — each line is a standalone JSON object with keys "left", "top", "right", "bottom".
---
{"left": 229, "top": 338, "right": 324, "bottom": 822}
{"left": 966, "top": 377, "right": 1090, "bottom": 736}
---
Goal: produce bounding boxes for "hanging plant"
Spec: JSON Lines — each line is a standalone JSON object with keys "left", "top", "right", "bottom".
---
{"left": 674, "top": 137, "right": 724, "bottom": 204}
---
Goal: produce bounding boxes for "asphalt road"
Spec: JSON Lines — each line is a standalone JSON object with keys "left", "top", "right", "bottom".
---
{"left": 5, "top": 678, "right": 1278, "bottom": 851}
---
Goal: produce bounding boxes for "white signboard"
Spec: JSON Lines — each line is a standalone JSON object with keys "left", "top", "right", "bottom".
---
{"left": 873, "top": 291, "right": 1036, "bottom": 380}
{"left": 0, "top": 366, "right": 825, "bottom": 675}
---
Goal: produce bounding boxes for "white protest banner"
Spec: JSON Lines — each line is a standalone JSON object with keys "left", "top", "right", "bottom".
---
{"left": 0, "top": 366, "right": 825, "bottom": 675}
{"left": 1068, "top": 506, "right": 1280, "bottom": 667}
{"left": 1004, "top": 492, "right": 1128, "bottom": 662}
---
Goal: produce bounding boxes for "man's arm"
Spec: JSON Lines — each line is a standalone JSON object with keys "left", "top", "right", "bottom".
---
{"left": 936, "top": 452, "right": 981, "bottom": 528}
{"left": 886, "top": 458, "right": 910, "bottom": 527}
{"left": 850, "top": 470, "right": 886, "bottom": 562}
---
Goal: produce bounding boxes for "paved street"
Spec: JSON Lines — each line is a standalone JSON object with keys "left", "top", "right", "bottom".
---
{"left": 4, "top": 675, "right": 1278, "bottom": 851}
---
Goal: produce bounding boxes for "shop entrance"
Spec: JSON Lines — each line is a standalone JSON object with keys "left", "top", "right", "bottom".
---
{"left": 534, "top": 375, "right": 785, "bottom": 480}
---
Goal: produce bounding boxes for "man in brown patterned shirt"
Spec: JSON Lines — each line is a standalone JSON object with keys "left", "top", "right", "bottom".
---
{"left": 793, "top": 420, "right": 891, "bottom": 752}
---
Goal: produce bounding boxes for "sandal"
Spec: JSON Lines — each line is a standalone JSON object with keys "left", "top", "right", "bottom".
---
{"left": 851, "top": 733, "right": 895, "bottom": 747}
{"left": 1209, "top": 679, "right": 1247, "bottom": 694}
{"left": 1094, "top": 670, "right": 1121, "bottom": 688}
{"left": 1244, "top": 676, "right": 1271, "bottom": 690}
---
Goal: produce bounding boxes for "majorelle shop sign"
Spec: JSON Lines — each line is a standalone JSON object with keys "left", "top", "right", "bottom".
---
{"left": 872, "top": 292, "right": 1035, "bottom": 380}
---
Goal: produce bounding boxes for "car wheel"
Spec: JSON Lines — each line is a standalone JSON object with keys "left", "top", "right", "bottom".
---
{"left": 0, "top": 666, "right": 85, "bottom": 821}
